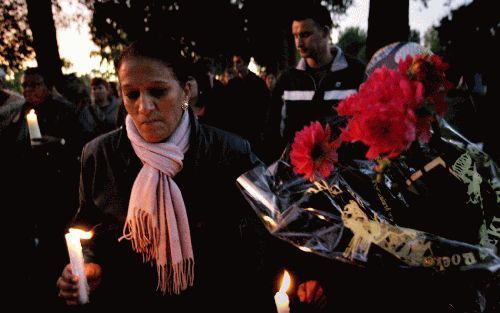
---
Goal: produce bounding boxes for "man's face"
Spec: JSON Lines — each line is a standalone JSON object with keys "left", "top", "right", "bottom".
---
{"left": 91, "top": 83, "right": 108, "bottom": 103}
{"left": 292, "top": 18, "right": 328, "bottom": 60}
{"left": 21, "top": 74, "right": 50, "bottom": 105}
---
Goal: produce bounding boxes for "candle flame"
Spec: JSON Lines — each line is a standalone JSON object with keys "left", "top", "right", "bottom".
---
{"left": 278, "top": 270, "right": 291, "bottom": 294}
{"left": 28, "top": 109, "right": 36, "bottom": 116}
{"left": 69, "top": 228, "right": 93, "bottom": 240}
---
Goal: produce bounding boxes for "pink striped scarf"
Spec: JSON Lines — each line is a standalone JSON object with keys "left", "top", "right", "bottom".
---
{"left": 120, "top": 112, "right": 194, "bottom": 295}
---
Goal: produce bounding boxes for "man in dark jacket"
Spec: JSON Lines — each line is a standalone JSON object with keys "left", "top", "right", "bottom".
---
{"left": 264, "top": 4, "right": 365, "bottom": 163}
{"left": 260, "top": 4, "right": 365, "bottom": 311}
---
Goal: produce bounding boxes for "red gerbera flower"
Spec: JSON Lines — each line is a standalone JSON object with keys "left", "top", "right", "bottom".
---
{"left": 290, "top": 122, "right": 339, "bottom": 181}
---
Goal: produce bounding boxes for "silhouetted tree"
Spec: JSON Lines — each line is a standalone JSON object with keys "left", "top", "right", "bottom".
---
{"left": 1, "top": 0, "right": 353, "bottom": 80}
{"left": 437, "top": 0, "right": 500, "bottom": 161}
{"left": 423, "top": 27, "right": 442, "bottom": 54}
{"left": 437, "top": 0, "right": 499, "bottom": 85}
{"left": 0, "top": 0, "right": 34, "bottom": 74}
{"left": 409, "top": 29, "right": 420, "bottom": 43}
{"left": 337, "top": 26, "right": 366, "bottom": 62}
{"left": 89, "top": 0, "right": 353, "bottom": 73}
{"left": 25, "top": 0, "right": 63, "bottom": 89}
{"left": 366, "top": 0, "right": 410, "bottom": 60}
{"left": 1, "top": 0, "right": 91, "bottom": 87}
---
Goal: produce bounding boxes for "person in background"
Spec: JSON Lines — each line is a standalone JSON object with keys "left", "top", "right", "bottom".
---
{"left": 260, "top": 3, "right": 365, "bottom": 311}
{"left": 56, "top": 36, "right": 274, "bottom": 312}
{"left": 108, "top": 81, "right": 121, "bottom": 100}
{"left": 187, "top": 58, "right": 226, "bottom": 124}
{"left": 78, "top": 77, "right": 121, "bottom": 143}
{"left": 186, "top": 75, "right": 203, "bottom": 117}
{"left": 1, "top": 67, "right": 82, "bottom": 309}
{"left": 264, "top": 3, "right": 365, "bottom": 164}
{"left": 108, "top": 80, "right": 125, "bottom": 126}
{"left": 265, "top": 72, "right": 277, "bottom": 92}
{"left": 58, "top": 73, "right": 91, "bottom": 114}
{"left": 208, "top": 51, "right": 270, "bottom": 157}
{"left": 220, "top": 66, "right": 236, "bottom": 86}
{"left": 0, "top": 67, "right": 24, "bottom": 132}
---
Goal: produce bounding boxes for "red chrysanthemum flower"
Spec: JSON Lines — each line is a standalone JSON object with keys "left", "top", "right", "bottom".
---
{"left": 415, "top": 114, "right": 433, "bottom": 144}
{"left": 399, "top": 53, "right": 453, "bottom": 116}
{"left": 346, "top": 103, "right": 416, "bottom": 159}
{"left": 337, "top": 66, "right": 421, "bottom": 159}
{"left": 290, "top": 122, "right": 339, "bottom": 181}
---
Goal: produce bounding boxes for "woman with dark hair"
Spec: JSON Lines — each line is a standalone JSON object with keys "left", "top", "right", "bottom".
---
{"left": 56, "top": 37, "right": 272, "bottom": 311}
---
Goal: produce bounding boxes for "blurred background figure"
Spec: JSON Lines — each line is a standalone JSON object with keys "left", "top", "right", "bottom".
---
{"left": 221, "top": 66, "right": 236, "bottom": 86}
{"left": 263, "top": 3, "right": 365, "bottom": 164}
{"left": 78, "top": 77, "right": 121, "bottom": 144}
{"left": 188, "top": 58, "right": 226, "bottom": 124}
{"left": 58, "top": 73, "right": 91, "bottom": 114}
{"left": 108, "top": 81, "right": 121, "bottom": 100}
{"left": 1, "top": 67, "right": 82, "bottom": 309}
{"left": 187, "top": 75, "right": 203, "bottom": 117}
{"left": 264, "top": 72, "right": 277, "bottom": 91}
{"left": 0, "top": 67, "right": 25, "bottom": 132}
{"left": 208, "top": 51, "right": 270, "bottom": 156}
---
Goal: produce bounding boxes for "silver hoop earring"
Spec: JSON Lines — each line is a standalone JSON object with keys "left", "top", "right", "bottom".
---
{"left": 181, "top": 99, "right": 189, "bottom": 111}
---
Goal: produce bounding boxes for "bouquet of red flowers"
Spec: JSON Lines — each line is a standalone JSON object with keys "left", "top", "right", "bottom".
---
{"left": 237, "top": 53, "right": 499, "bottom": 275}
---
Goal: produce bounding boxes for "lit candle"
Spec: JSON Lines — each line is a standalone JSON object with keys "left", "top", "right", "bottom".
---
{"left": 274, "top": 270, "right": 291, "bottom": 313}
{"left": 26, "top": 109, "right": 42, "bottom": 140}
{"left": 65, "top": 228, "right": 93, "bottom": 304}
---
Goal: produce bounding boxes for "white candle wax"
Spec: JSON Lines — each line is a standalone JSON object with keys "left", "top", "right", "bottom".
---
{"left": 274, "top": 270, "right": 291, "bottom": 313}
{"left": 274, "top": 291, "right": 290, "bottom": 313}
{"left": 65, "top": 229, "right": 91, "bottom": 304}
{"left": 26, "top": 109, "right": 42, "bottom": 140}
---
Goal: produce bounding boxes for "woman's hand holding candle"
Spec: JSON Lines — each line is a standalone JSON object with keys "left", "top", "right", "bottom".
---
{"left": 57, "top": 263, "right": 102, "bottom": 306}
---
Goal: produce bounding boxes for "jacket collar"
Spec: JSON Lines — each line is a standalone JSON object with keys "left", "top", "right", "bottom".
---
{"left": 296, "top": 46, "right": 348, "bottom": 73}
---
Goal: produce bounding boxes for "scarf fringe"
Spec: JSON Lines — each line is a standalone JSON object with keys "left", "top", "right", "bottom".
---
{"left": 119, "top": 208, "right": 159, "bottom": 264}
{"left": 119, "top": 208, "right": 195, "bottom": 295}
{"left": 157, "top": 258, "right": 195, "bottom": 295}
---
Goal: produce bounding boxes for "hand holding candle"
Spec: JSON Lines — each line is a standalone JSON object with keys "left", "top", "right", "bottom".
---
{"left": 65, "top": 228, "right": 93, "bottom": 304}
{"left": 274, "top": 270, "right": 291, "bottom": 313}
{"left": 26, "top": 109, "right": 42, "bottom": 141}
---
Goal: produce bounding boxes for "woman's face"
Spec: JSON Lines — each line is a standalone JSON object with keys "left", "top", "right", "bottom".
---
{"left": 119, "top": 56, "right": 189, "bottom": 143}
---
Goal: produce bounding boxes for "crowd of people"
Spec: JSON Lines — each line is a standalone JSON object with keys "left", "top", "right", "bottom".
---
{"left": 1, "top": 3, "right": 496, "bottom": 312}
